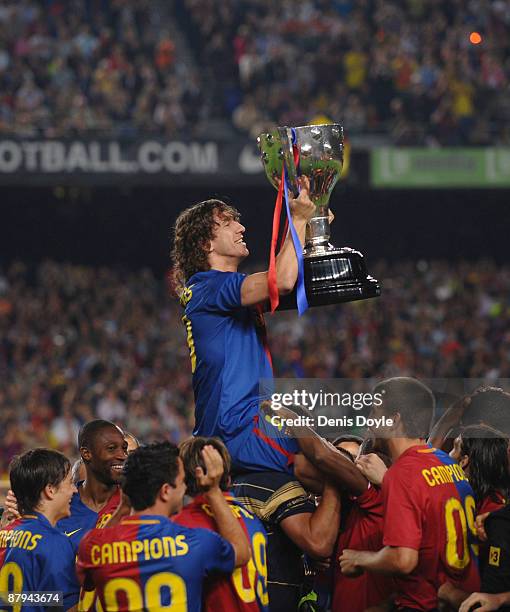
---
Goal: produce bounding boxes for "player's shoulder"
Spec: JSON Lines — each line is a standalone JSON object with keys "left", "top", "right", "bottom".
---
{"left": 78, "top": 524, "right": 114, "bottom": 552}
{"left": 393, "top": 445, "right": 440, "bottom": 468}
{"left": 385, "top": 449, "right": 427, "bottom": 485}
{"left": 176, "top": 519, "right": 226, "bottom": 543}
{"left": 225, "top": 494, "right": 262, "bottom": 525}
{"left": 172, "top": 503, "right": 207, "bottom": 528}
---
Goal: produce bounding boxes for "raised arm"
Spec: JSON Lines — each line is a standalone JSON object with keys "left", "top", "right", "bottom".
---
{"left": 197, "top": 446, "right": 250, "bottom": 567}
{"left": 265, "top": 403, "right": 367, "bottom": 495}
{"left": 240, "top": 177, "right": 316, "bottom": 306}
{"left": 280, "top": 481, "right": 342, "bottom": 559}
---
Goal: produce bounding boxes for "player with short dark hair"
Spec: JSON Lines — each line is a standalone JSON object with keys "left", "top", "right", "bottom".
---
{"left": 77, "top": 441, "right": 250, "bottom": 612}
{"left": 174, "top": 436, "right": 269, "bottom": 611}
{"left": 0, "top": 449, "right": 79, "bottom": 611}
{"left": 57, "top": 419, "right": 126, "bottom": 551}
{"left": 171, "top": 185, "right": 317, "bottom": 477}
{"left": 339, "top": 377, "right": 480, "bottom": 611}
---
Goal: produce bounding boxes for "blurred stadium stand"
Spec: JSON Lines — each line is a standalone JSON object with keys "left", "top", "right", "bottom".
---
{"left": 1, "top": 256, "right": 510, "bottom": 477}
{"left": 0, "top": 0, "right": 508, "bottom": 145}
{"left": 0, "top": 0, "right": 510, "bottom": 485}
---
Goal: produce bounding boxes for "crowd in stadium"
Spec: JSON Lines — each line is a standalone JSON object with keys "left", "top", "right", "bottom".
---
{"left": 1, "top": 258, "right": 509, "bottom": 476}
{"left": 0, "top": 0, "right": 198, "bottom": 137}
{"left": 179, "top": 0, "right": 510, "bottom": 145}
{"left": 1, "top": 195, "right": 510, "bottom": 612}
{"left": 2, "top": 0, "right": 510, "bottom": 610}
{"left": 2, "top": 0, "right": 509, "bottom": 143}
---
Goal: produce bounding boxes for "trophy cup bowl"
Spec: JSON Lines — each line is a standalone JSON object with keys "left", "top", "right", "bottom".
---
{"left": 257, "top": 124, "right": 380, "bottom": 308}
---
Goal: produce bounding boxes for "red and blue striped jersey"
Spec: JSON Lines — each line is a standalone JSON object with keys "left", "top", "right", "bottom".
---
{"left": 76, "top": 513, "right": 235, "bottom": 612}
{"left": 382, "top": 444, "right": 480, "bottom": 611}
{"left": 57, "top": 484, "right": 121, "bottom": 552}
{"left": 173, "top": 493, "right": 269, "bottom": 611}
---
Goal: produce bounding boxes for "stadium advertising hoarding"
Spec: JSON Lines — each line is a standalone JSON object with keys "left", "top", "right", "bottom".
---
{"left": 0, "top": 138, "right": 267, "bottom": 186}
{"left": 1, "top": 139, "right": 508, "bottom": 189}
{"left": 372, "top": 147, "right": 510, "bottom": 188}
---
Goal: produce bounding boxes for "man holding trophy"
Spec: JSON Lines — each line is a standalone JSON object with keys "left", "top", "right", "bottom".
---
{"left": 172, "top": 124, "right": 380, "bottom": 477}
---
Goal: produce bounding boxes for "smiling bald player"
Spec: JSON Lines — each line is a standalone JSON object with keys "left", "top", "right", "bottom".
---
{"left": 57, "top": 419, "right": 127, "bottom": 551}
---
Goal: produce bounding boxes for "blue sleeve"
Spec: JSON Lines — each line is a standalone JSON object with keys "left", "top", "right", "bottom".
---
{"left": 40, "top": 538, "right": 80, "bottom": 609}
{"left": 199, "top": 529, "right": 236, "bottom": 575}
{"left": 203, "top": 272, "right": 246, "bottom": 312}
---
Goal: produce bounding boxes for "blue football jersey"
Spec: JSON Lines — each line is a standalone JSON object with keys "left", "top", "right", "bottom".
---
{"left": 0, "top": 513, "right": 79, "bottom": 611}
{"left": 181, "top": 270, "right": 273, "bottom": 440}
{"left": 57, "top": 484, "right": 121, "bottom": 553}
{"left": 77, "top": 514, "right": 235, "bottom": 612}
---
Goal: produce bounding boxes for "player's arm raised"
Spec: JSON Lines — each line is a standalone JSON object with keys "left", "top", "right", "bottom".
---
{"left": 262, "top": 403, "right": 367, "bottom": 495}
{"left": 280, "top": 481, "right": 342, "bottom": 559}
{"left": 197, "top": 445, "right": 250, "bottom": 567}
{"left": 240, "top": 177, "right": 316, "bottom": 306}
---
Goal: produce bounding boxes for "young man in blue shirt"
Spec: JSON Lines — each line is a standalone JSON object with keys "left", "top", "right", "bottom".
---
{"left": 0, "top": 448, "right": 80, "bottom": 611}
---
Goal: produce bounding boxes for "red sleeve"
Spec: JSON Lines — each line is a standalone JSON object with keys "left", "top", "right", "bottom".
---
{"left": 382, "top": 467, "right": 423, "bottom": 550}
{"left": 172, "top": 512, "right": 194, "bottom": 528}
{"left": 76, "top": 531, "right": 95, "bottom": 589}
{"left": 354, "top": 484, "right": 383, "bottom": 514}
{"left": 477, "top": 494, "right": 506, "bottom": 516}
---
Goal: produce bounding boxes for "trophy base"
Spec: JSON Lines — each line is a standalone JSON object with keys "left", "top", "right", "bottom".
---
{"left": 277, "top": 246, "right": 380, "bottom": 310}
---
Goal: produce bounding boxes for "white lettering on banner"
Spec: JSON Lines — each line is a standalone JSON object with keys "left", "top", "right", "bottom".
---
{"left": 41, "top": 142, "right": 66, "bottom": 172}
{"left": 190, "top": 143, "right": 217, "bottom": 172}
{"left": 22, "top": 142, "right": 39, "bottom": 171}
{"left": 138, "top": 141, "right": 218, "bottom": 173}
{"left": 239, "top": 145, "right": 263, "bottom": 174}
{"left": 163, "top": 142, "right": 189, "bottom": 172}
{"left": 0, "top": 140, "right": 219, "bottom": 174}
{"left": 89, "top": 142, "right": 109, "bottom": 172}
{"left": 0, "top": 141, "right": 22, "bottom": 172}
{"left": 110, "top": 142, "right": 138, "bottom": 173}
{"left": 66, "top": 142, "right": 89, "bottom": 171}
{"left": 138, "top": 142, "right": 163, "bottom": 173}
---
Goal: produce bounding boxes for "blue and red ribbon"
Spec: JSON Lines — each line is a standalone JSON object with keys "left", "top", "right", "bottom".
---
{"left": 267, "top": 130, "right": 309, "bottom": 315}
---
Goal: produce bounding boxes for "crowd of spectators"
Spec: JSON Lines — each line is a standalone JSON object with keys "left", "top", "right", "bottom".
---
{"left": 1, "top": 0, "right": 509, "bottom": 144}
{"left": 1, "top": 258, "right": 509, "bottom": 475}
{"left": 178, "top": 0, "right": 510, "bottom": 145}
{"left": 0, "top": 0, "right": 204, "bottom": 138}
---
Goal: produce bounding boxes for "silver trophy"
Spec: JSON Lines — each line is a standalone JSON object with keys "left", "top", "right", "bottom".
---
{"left": 258, "top": 124, "right": 380, "bottom": 307}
